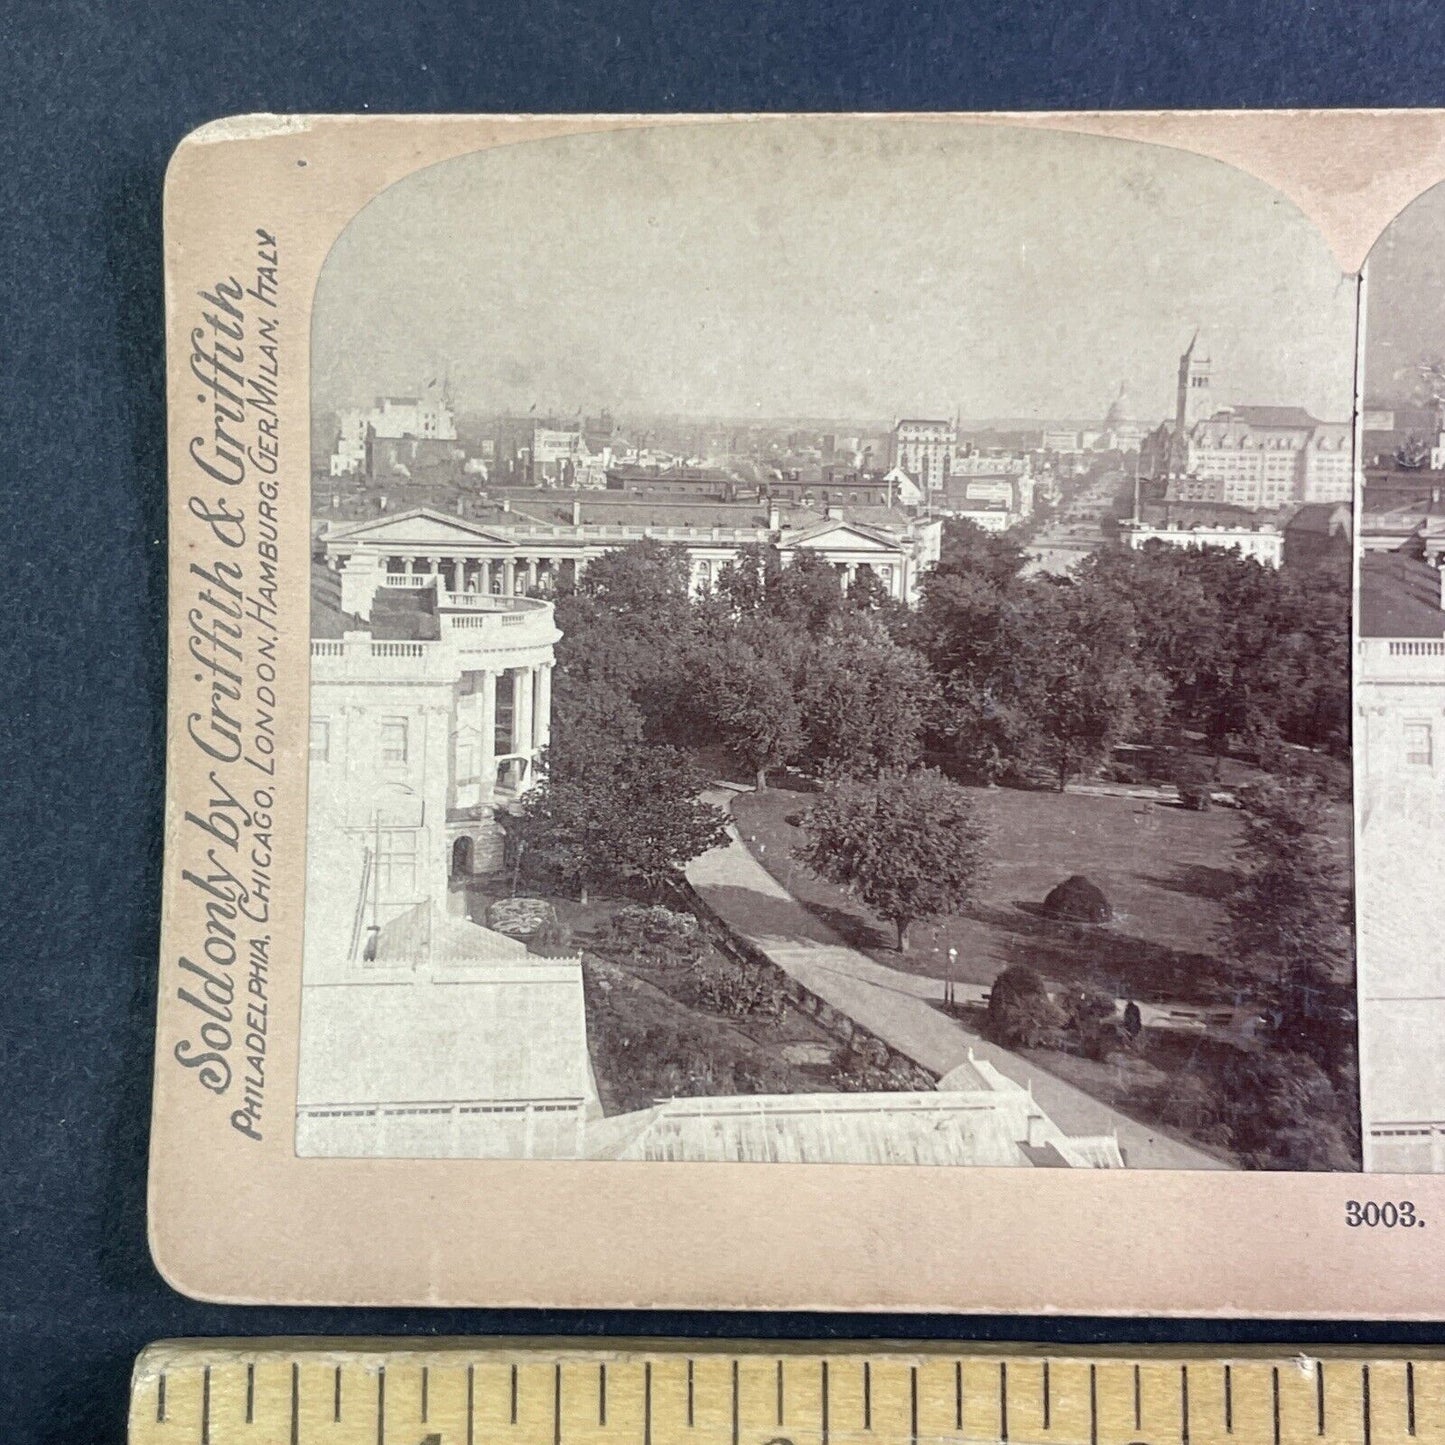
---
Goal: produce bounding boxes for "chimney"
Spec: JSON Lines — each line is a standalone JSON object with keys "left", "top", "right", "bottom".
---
{"left": 455, "top": 496, "right": 465, "bottom": 515}
{"left": 1024, "top": 1111, "right": 1045, "bottom": 1149}
{"left": 331, "top": 493, "right": 340, "bottom": 510}
{"left": 501, "top": 496, "right": 511, "bottom": 513}
{"left": 826, "top": 504, "right": 843, "bottom": 521}
{"left": 378, "top": 495, "right": 388, "bottom": 512}
{"left": 767, "top": 502, "right": 780, "bottom": 532}
{"left": 572, "top": 498, "right": 582, "bottom": 526}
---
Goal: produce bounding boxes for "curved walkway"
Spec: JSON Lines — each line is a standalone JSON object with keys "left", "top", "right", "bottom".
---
{"left": 687, "top": 786, "right": 1227, "bottom": 1171}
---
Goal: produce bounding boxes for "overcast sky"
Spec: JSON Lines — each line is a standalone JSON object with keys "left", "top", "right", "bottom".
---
{"left": 313, "top": 119, "right": 1358, "bottom": 426}
{"left": 1365, "top": 179, "right": 1445, "bottom": 408}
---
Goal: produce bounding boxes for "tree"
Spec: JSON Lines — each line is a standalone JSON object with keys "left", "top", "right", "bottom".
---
{"left": 795, "top": 769, "right": 989, "bottom": 950}
{"left": 1014, "top": 578, "right": 1168, "bottom": 790}
{"left": 1222, "top": 778, "right": 1355, "bottom": 1080}
{"left": 796, "top": 628, "right": 939, "bottom": 779}
{"left": 986, "top": 965, "right": 1065, "bottom": 1048}
{"left": 693, "top": 637, "right": 803, "bottom": 791}
{"left": 516, "top": 734, "right": 728, "bottom": 902}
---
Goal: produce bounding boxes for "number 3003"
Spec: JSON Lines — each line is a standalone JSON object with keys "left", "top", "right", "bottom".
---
{"left": 1345, "top": 1200, "right": 1421, "bottom": 1227}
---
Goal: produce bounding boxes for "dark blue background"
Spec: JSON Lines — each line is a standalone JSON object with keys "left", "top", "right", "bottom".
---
{"left": 6, "top": 4, "right": 1445, "bottom": 1440}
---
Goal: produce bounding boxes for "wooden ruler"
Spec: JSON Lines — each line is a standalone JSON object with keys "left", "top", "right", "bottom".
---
{"left": 130, "top": 1341, "right": 1443, "bottom": 1445}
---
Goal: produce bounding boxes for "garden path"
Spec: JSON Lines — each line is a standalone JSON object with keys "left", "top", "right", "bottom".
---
{"left": 687, "top": 786, "right": 1228, "bottom": 1171}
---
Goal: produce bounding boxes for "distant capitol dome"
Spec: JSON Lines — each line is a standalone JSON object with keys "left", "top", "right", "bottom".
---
{"left": 1103, "top": 381, "right": 1132, "bottom": 428}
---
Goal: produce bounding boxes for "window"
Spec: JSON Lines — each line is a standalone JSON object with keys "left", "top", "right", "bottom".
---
{"left": 1405, "top": 722, "right": 1434, "bottom": 768}
{"left": 377, "top": 832, "right": 418, "bottom": 900}
{"left": 380, "top": 717, "right": 409, "bottom": 765}
{"left": 309, "top": 718, "right": 330, "bottom": 763}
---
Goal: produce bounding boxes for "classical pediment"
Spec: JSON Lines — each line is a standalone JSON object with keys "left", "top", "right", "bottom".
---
{"left": 786, "top": 520, "right": 902, "bottom": 552}
{"left": 325, "top": 507, "right": 517, "bottom": 548}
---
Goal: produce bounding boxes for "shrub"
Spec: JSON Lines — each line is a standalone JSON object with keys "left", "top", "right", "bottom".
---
{"left": 830, "top": 1037, "right": 933, "bottom": 1092}
{"left": 986, "top": 965, "right": 1066, "bottom": 1048}
{"left": 688, "top": 952, "right": 786, "bottom": 1020}
{"left": 1041, "top": 875, "right": 1112, "bottom": 923}
{"left": 604, "top": 904, "right": 705, "bottom": 970}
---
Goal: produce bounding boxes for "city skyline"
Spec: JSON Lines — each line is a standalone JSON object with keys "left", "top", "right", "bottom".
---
{"left": 314, "top": 120, "right": 1358, "bottom": 426}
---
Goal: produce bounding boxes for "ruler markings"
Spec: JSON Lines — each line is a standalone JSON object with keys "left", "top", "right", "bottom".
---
{"left": 128, "top": 1347, "right": 1445, "bottom": 1445}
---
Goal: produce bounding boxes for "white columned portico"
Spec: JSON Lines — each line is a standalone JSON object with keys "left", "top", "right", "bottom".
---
{"left": 534, "top": 663, "right": 552, "bottom": 751}
{"left": 512, "top": 666, "right": 534, "bottom": 760}
{"left": 479, "top": 668, "right": 497, "bottom": 788}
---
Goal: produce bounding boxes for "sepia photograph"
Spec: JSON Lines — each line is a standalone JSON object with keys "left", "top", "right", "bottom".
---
{"left": 296, "top": 120, "right": 1360, "bottom": 1173}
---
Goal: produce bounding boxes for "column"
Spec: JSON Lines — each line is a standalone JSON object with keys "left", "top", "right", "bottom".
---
{"left": 404, "top": 556, "right": 416, "bottom": 576}
{"left": 845, "top": 562, "right": 858, "bottom": 591}
{"left": 512, "top": 667, "right": 534, "bottom": 760}
{"left": 479, "top": 669, "right": 497, "bottom": 792}
{"left": 534, "top": 663, "right": 552, "bottom": 751}
{"left": 526, "top": 557, "right": 539, "bottom": 592}
{"left": 501, "top": 557, "right": 516, "bottom": 596}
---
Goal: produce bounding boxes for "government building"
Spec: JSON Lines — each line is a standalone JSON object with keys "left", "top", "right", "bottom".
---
{"left": 316, "top": 493, "right": 942, "bottom": 606}
{"left": 1356, "top": 545, "right": 1445, "bottom": 1172}
{"left": 1139, "top": 333, "right": 1352, "bottom": 508}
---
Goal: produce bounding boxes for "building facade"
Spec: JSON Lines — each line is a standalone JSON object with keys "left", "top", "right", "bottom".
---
{"left": 321, "top": 503, "right": 942, "bottom": 606}
{"left": 1118, "top": 517, "right": 1283, "bottom": 568}
{"left": 1356, "top": 550, "right": 1445, "bottom": 1173}
{"left": 1139, "top": 335, "right": 1353, "bottom": 508}
{"left": 330, "top": 390, "right": 458, "bottom": 476}
{"left": 891, "top": 418, "right": 955, "bottom": 492}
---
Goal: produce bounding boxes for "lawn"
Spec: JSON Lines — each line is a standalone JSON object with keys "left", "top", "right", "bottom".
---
{"left": 732, "top": 781, "right": 1267, "bottom": 1006}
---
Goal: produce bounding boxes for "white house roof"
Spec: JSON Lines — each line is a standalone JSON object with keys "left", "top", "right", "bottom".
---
{"left": 298, "top": 956, "right": 594, "bottom": 1110}
{"left": 782, "top": 518, "right": 906, "bottom": 551}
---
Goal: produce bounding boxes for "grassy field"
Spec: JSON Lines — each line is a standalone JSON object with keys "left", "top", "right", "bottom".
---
{"left": 733, "top": 782, "right": 1270, "bottom": 1006}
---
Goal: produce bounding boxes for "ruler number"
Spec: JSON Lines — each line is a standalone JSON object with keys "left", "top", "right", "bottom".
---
{"left": 1346, "top": 1200, "right": 1423, "bottom": 1228}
